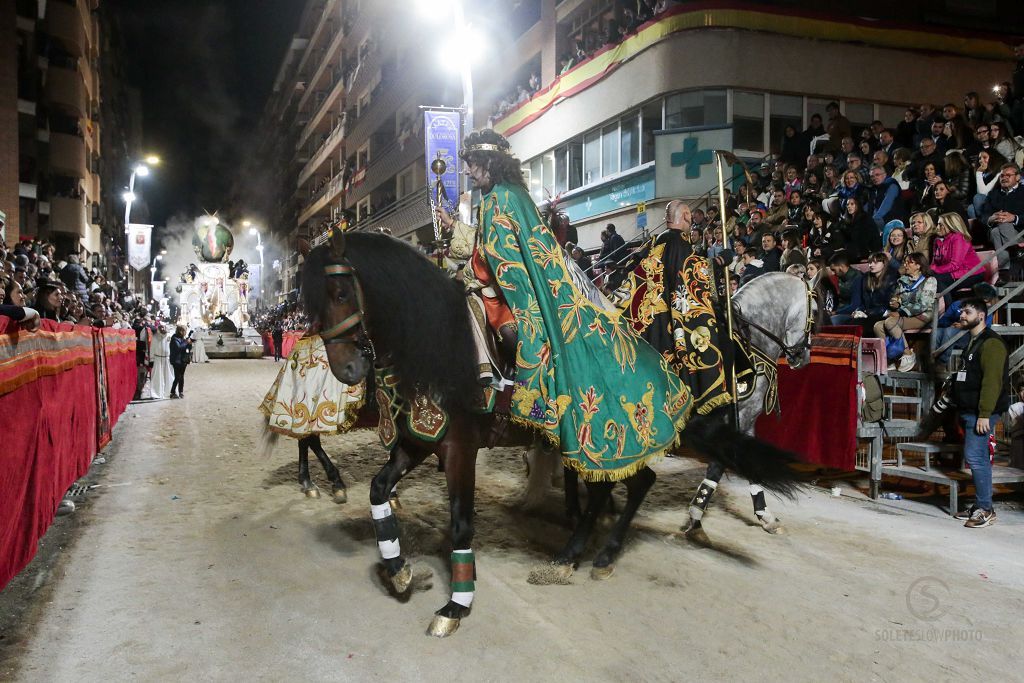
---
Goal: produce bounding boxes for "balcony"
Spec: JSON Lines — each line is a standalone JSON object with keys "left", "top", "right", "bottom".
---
{"left": 84, "top": 119, "right": 100, "bottom": 153}
{"left": 44, "top": 65, "right": 86, "bottom": 117}
{"left": 46, "top": 0, "right": 87, "bottom": 57}
{"left": 84, "top": 171, "right": 100, "bottom": 203}
{"left": 297, "top": 172, "right": 345, "bottom": 225}
{"left": 346, "top": 136, "right": 423, "bottom": 205}
{"left": 50, "top": 196, "right": 88, "bottom": 237}
{"left": 346, "top": 71, "right": 420, "bottom": 150}
{"left": 49, "top": 132, "right": 87, "bottom": 179}
{"left": 350, "top": 193, "right": 431, "bottom": 240}
{"left": 297, "top": 118, "right": 346, "bottom": 188}
{"left": 297, "top": 74, "right": 346, "bottom": 150}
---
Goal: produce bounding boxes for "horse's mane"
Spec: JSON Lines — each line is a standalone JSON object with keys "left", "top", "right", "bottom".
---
{"left": 303, "top": 233, "right": 481, "bottom": 410}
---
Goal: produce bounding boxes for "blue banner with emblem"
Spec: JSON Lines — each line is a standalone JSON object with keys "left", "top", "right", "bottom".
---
{"left": 423, "top": 109, "right": 462, "bottom": 234}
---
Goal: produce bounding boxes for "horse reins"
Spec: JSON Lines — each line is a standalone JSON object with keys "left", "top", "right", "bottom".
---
{"left": 320, "top": 262, "right": 374, "bottom": 359}
{"left": 732, "top": 284, "right": 815, "bottom": 363}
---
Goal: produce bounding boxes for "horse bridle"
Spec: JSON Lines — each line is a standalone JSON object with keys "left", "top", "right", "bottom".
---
{"left": 733, "top": 285, "right": 815, "bottom": 365}
{"left": 320, "top": 262, "right": 375, "bottom": 360}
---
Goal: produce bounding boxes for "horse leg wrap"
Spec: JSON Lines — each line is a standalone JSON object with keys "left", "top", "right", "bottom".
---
{"left": 750, "top": 484, "right": 768, "bottom": 518}
{"left": 371, "top": 502, "right": 401, "bottom": 560}
{"left": 688, "top": 479, "right": 718, "bottom": 522}
{"left": 450, "top": 549, "right": 476, "bottom": 608}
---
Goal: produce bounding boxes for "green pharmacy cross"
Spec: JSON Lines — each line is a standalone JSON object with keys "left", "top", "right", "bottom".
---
{"left": 670, "top": 137, "right": 715, "bottom": 179}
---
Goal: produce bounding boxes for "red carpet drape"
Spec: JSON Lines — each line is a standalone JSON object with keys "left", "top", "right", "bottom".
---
{"left": 0, "top": 318, "right": 136, "bottom": 590}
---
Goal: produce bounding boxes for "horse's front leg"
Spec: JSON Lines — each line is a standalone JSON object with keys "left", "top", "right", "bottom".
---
{"left": 308, "top": 435, "right": 347, "bottom": 503}
{"left": 427, "top": 421, "right": 479, "bottom": 638}
{"left": 297, "top": 437, "right": 319, "bottom": 498}
{"left": 369, "top": 439, "right": 430, "bottom": 599}
{"left": 552, "top": 478, "right": 613, "bottom": 568}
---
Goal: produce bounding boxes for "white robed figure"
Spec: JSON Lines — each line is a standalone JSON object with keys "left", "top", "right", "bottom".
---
{"left": 191, "top": 328, "right": 209, "bottom": 363}
{"left": 149, "top": 324, "right": 174, "bottom": 400}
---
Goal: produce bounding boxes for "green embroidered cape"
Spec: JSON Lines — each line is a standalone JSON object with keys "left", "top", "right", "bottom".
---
{"left": 479, "top": 183, "right": 692, "bottom": 481}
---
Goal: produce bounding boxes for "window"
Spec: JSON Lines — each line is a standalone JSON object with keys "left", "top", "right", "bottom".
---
{"left": 845, "top": 102, "right": 874, "bottom": 141}
{"left": 356, "top": 197, "right": 371, "bottom": 220}
{"left": 554, "top": 145, "right": 568, "bottom": 194}
{"left": 568, "top": 140, "right": 583, "bottom": 191}
{"left": 770, "top": 94, "right": 804, "bottom": 155}
{"left": 583, "top": 132, "right": 601, "bottom": 185}
{"left": 640, "top": 100, "right": 662, "bottom": 164}
{"left": 621, "top": 113, "right": 640, "bottom": 171}
{"left": 877, "top": 105, "right": 906, "bottom": 130}
{"left": 529, "top": 157, "right": 544, "bottom": 203}
{"left": 665, "top": 89, "right": 727, "bottom": 129}
{"left": 543, "top": 151, "right": 555, "bottom": 197}
{"left": 733, "top": 91, "right": 765, "bottom": 152}
{"left": 356, "top": 141, "right": 370, "bottom": 169}
{"left": 806, "top": 98, "right": 833, "bottom": 126}
{"left": 602, "top": 123, "right": 619, "bottom": 178}
{"left": 396, "top": 167, "right": 415, "bottom": 199}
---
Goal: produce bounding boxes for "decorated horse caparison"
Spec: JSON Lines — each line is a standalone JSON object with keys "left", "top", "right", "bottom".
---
{"left": 303, "top": 229, "right": 814, "bottom": 637}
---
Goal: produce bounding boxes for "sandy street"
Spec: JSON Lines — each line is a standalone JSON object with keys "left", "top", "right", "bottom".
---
{"left": 2, "top": 358, "right": 1022, "bottom": 681}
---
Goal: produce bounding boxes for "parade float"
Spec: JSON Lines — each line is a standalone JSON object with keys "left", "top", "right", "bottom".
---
{"left": 177, "top": 217, "right": 263, "bottom": 358}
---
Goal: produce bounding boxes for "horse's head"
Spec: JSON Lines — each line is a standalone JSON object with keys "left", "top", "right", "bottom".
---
{"left": 782, "top": 276, "right": 814, "bottom": 369}
{"left": 303, "top": 231, "right": 374, "bottom": 385}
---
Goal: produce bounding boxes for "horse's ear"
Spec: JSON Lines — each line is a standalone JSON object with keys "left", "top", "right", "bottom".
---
{"left": 329, "top": 229, "right": 346, "bottom": 259}
{"left": 297, "top": 238, "right": 311, "bottom": 257}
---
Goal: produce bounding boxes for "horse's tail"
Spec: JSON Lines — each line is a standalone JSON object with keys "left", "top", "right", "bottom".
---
{"left": 521, "top": 438, "right": 560, "bottom": 510}
{"left": 258, "top": 414, "right": 279, "bottom": 459}
{"left": 680, "top": 411, "right": 803, "bottom": 499}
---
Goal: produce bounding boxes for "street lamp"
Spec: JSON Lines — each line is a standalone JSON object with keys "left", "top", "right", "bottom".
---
{"left": 150, "top": 254, "right": 162, "bottom": 282}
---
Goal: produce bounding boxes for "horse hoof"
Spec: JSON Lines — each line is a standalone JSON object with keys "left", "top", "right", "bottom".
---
{"left": 389, "top": 496, "right": 402, "bottom": 511}
{"left": 426, "top": 614, "right": 460, "bottom": 638}
{"left": 684, "top": 524, "right": 712, "bottom": 547}
{"left": 759, "top": 516, "right": 783, "bottom": 534}
{"left": 303, "top": 487, "right": 320, "bottom": 499}
{"left": 527, "top": 562, "right": 575, "bottom": 585}
{"left": 332, "top": 487, "right": 348, "bottom": 504}
{"left": 391, "top": 562, "right": 414, "bottom": 595}
{"left": 590, "top": 564, "right": 615, "bottom": 581}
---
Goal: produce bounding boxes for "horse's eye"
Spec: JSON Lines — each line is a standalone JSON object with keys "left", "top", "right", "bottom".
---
{"left": 336, "top": 288, "right": 349, "bottom": 302}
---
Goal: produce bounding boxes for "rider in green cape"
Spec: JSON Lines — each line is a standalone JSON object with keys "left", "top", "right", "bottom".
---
{"left": 439, "top": 130, "right": 692, "bottom": 480}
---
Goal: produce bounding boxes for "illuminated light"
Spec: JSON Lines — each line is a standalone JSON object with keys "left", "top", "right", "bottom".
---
{"left": 122, "top": 191, "right": 136, "bottom": 202}
{"left": 145, "top": 155, "right": 161, "bottom": 165}
{"left": 134, "top": 164, "right": 150, "bottom": 177}
{"left": 243, "top": 220, "right": 252, "bottom": 227}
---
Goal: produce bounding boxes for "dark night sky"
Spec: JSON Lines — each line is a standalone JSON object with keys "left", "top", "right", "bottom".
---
{"left": 109, "top": 1, "right": 305, "bottom": 230}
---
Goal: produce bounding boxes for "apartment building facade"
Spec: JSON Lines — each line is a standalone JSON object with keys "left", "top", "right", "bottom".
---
{"left": 491, "top": 0, "right": 1018, "bottom": 252}
{"left": 5, "top": 0, "right": 105, "bottom": 258}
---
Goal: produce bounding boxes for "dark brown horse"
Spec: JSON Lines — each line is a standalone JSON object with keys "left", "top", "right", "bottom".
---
{"left": 304, "top": 230, "right": 804, "bottom": 637}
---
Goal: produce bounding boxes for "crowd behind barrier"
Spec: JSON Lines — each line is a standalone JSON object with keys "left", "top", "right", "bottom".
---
{"left": 0, "top": 317, "right": 137, "bottom": 591}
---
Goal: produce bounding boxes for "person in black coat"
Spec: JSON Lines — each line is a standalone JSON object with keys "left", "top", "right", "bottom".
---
{"left": 169, "top": 325, "right": 194, "bottom": 399}
{"left": 838, "top": 196, "right": 881, "bottom": 261}
{"left": 59, "top": 255, "right": 90, "bottom": 299}
{"left": 779, "top": 125, "right": 808, "bottom": 171}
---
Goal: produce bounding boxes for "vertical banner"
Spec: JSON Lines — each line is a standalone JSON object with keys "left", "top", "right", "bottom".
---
{"left": 127, "top": 223, "right": 153, "bottom": 271}
{"left": 151, "top": 280, "right": 165, "bottom": 302}
{"left": 423, "top": 109, "right": 462, "bottom": 239}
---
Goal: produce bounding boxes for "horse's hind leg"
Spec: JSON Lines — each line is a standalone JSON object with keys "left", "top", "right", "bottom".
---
{"left": 427, "top": 422, "right": 479, "bottom": 638}
{"left": 563, "top": 467, "right": 582, "bottom": 526}
{"left": 308, "top": 435, "right": 347, "bottom": 504}
{"left": 591, "top": 466, "right": 656, "bottom": 580}
{"left": 370, "top": 439, "right": 431, "bottom": 600}
{"left": 749, "top": 483, "right": 782, "bottom": 533}
{"left": 297, "top": 437, "right": 319, "bottom": 498}
{"left": 683, "top": 461, "right": 725, "bottom": 540}
{"left": 554, "top": 478, "right": 613, "bottom": 567}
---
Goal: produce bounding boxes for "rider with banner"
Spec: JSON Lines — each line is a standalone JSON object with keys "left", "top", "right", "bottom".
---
{"left": 437, "top": 129, "right": 691, "bottom": 480}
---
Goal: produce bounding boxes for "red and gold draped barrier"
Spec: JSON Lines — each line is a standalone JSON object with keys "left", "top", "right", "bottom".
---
{"left": 755, "top": 332, "right": 860, "bottom": 470}
{"left": 0, "top": 318, "right": 137, "bottom": 590}
{"left": 261, "top": 330, "right": 303, "bottom": 359}
{"left": 494, "top": 2, "right": 1015, "bottom": 137}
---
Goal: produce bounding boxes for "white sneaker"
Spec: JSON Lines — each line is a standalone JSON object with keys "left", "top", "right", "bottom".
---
{"left": 897, "top": 352, "right": 917, "bottom": 373}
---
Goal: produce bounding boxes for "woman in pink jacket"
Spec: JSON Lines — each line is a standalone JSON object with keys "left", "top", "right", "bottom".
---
{"left": 930, "top": 212, "right": 983, "bottom": 305}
